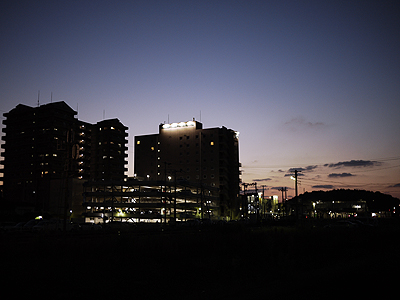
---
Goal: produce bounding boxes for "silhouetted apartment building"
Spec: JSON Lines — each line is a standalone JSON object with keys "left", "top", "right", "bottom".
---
{"left": 134, "top": 120, "right": 240, "bottom": 219}
{"left": 90, "top": 119, "right": 129, "bottom": 181}
{"left": 0, "top": 101, "right": 128, "bottom": 219}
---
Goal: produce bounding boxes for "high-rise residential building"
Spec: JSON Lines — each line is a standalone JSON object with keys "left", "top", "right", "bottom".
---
{"left": 90, "top": 119, "right": 128, "bottom": 181}
{"left": 0, "top": 101, "right": 128, "bottom": 219}
{"left": 134, "top": 120, "right": 240, "bottom": 219}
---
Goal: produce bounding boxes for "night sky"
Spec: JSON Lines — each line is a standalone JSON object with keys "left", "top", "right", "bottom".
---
{"left": 1, "top": 0, "right": 399, "bottom": 199}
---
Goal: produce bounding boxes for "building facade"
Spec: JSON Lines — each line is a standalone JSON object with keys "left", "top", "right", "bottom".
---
{"left": 82, "top": 178, "right": 219, "bottom": 224}
{"left": 1, "top": 101, "right": 128, "bottom": 219}
{"left": 134, "top": 120, "right": 240, "bottom": 220}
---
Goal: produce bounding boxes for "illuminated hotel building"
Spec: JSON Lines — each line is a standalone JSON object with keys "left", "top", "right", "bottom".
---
{"left": 1, "top": 101, "right": 128, "bottom": 219}
{"left": 134, "top": 120, "right": 240, "bottom": 219}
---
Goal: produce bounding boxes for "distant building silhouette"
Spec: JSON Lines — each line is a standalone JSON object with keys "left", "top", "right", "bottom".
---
{"left": 0, "top": 101, "right": 128, "bottom": 220}
{"left": 134, "top": 120, "right": 240, "bottom": 220}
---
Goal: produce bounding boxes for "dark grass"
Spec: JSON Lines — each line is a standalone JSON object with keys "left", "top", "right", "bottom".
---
{"left": 1, "top": 222, "right": 399, "bottom": 299}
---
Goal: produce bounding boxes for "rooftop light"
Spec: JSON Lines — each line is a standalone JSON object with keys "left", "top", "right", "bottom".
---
{"left": 162, "top": 121, "right": 196, "bottom": 129}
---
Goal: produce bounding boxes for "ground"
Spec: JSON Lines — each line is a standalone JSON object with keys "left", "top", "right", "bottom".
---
{"left": 1, "top": 220, "right": 399, "bottom": 299}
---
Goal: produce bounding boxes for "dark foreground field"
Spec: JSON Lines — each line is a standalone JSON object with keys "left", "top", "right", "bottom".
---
{"left": 1, "top": 221, "right": 399, "bottom": 299}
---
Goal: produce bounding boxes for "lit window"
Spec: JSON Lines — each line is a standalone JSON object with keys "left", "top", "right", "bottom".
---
{"left": 137, "top": 141, "right": 140, "bottom": 145}
{"left": 210, "top": 141, "right": 214, "bottom": 146}
{"left": 151, "top": 147, "right": 154, "bottom": 151}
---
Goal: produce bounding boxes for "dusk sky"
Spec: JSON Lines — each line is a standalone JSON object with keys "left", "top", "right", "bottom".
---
{"left": 1, "top": 0, "right": 399, "bottom": 199}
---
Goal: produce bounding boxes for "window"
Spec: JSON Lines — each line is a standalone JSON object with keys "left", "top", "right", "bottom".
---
{"left": 210, "top": 141, "right": 214, "bottom": 146}
{"left": 136, "top": 141, "right": 140, "bottom": 145}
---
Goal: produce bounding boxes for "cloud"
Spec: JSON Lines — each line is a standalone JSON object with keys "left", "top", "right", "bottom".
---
{"left": 284, "top": 166, "right": 316, "bottom": 178}
{"left": 312, "top": 185, "right": 334, "bottom": 189}
{"left": 271, "top": 169, "right": 285, "bottom": 173}
{"left": 284, "top": 117, "right": 326, "bottom": 130}
{"left": 253, "top": 178, "right": 272, "bottom": 182}
{"left": 328, "top": 173, "right": 354, "bottom": 178}
{"left": 288, "top": 166, "right": 318, "bottom": 173}
{"left": 388, "top": 183, "right": 400, "bottom": 188}
{"left": 284, "top": 172, "right": 305, "bottom": 177}
{"left": 325, "top": 160, "right": 381, "bottom": 168}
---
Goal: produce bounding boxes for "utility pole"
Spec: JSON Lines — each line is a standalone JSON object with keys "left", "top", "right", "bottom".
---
{"left": 292, "top": 169, "right": 301, "bottom": 197}
{"left": 261, "top": 185, "right": 266, "bottom": 219}
{"left": 278, "top": 187, "right": 287, "bottom": 202}
{"left": 278, "top": 187, "right": 287, "bottom": 217}
{"left": 291, "top": 169, "right": 302, "bottom": 220}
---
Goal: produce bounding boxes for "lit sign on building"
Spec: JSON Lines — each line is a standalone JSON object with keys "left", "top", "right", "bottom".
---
{"left": 162, "top": 121, "right": 196, "bottom": 129}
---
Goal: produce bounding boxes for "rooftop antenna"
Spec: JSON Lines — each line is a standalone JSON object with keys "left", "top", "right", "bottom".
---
{"left": 76, "top": 103, "right": 79, "bottom": 117}
{"left": 200, "top": 110, "right": 202, "bottom": 122}
{"left": 37, "top": 90, "right": 40, "bottom": 107}
{"left": 51, "top": 92, "right": 53, "bottom": 103}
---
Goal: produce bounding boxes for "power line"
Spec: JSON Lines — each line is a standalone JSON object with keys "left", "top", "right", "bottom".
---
{"left": 300, "top": 177, "right": 399, "bottom": 187}
{"left": 242, "top": 156, "right": 400, "bottom": 170}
